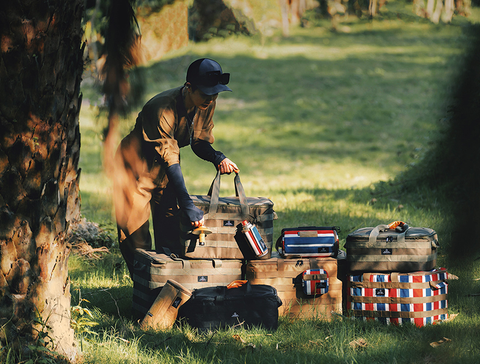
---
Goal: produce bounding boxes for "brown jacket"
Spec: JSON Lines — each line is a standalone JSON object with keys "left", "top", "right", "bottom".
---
{"left": 114, "top": 86, "right": 217, "bottom": 235}
{"left": 136, "top": 86, "right": 216, "bottom": 168}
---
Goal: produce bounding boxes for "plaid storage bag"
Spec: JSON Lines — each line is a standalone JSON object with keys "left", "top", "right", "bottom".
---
{"left": 180, "top": 171, "right": 276, "bottom": 259}
{"left": 345, "top": 221, "right": 439, "bottom": 273}
{"left": 276, "top": 226, "right": 340, "bottom": 258}
{"left": 347, "top": 268, "right": 450, "bottom": 327}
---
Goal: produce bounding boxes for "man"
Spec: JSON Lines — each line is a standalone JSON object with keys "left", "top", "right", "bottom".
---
{"left": 114, "top": 58, "right": 239, "bottom": 277}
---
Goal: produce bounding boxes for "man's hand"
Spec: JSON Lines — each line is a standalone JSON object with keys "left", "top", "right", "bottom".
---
{"left": 218, "top": 158, "right": 239, "bottom": 174}
{"left": 191, "top": 217, "right": 205, "bottom": 228}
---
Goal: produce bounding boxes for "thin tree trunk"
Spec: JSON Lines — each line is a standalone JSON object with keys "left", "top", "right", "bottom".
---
{"left": 426, "top": 0, "right": 436, "bottom": 18}
{"left": 443, "top": 0, "right": 455, "bottom": 22}
{"left": 279, "top": 0, "right": 290, "bottom": 37}
{"left": 0, "top": 0, "right": 84, "bottom": 360}
{"left": 431, "top": 0, "right": 444, "bottom": 23}
{"left": 369, "top": 0, "right": 378, "bottom": 17}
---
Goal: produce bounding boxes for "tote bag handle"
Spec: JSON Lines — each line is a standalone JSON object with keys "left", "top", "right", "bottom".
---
{"left": 207, "top": 171, "right": 249, "bottom": 219}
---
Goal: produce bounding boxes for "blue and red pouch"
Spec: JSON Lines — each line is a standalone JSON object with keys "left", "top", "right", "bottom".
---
{"left": 302, "top": 269, "right": 329, "bottom": 296}
{"left": 276, "top": 226, "right": 340, "bottom": 258}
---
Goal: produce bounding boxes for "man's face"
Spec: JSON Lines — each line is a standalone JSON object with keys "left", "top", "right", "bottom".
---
{"left": 191, "top": 89, "right": 218, "bottom": 110}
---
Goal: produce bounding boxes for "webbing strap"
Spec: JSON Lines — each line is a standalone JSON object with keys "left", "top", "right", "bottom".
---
{"left": 208, "top": 171, "right": 249, "bottom": 219}
{"left": 349, "top": 254, "right": 436, "bottom": 262}
{"left": 369, "top": 224, "right": 406, "bottom": 244}
{"left": 303, "top": 274, "right": 328, "bottom": 281}
{"left": 348, "top": 293, "right": 448, "bottom": 304}
{"left": 351, "top": 307, "right": 447, "bottom": 319}
{"left": 350, "top": 279, "right": 446, "bottom": 290}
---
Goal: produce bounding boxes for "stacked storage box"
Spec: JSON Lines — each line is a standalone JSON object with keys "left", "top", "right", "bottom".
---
{"left": 246, "top": 227, "right": 344, "bottom": 320}
{"left": 132, "top": 250, "right": 244, "bottom": 319}
{"left": 132, "top": 173, "right": 276, "bottom": 320}
{"left": 345, "top": 223, "right": 450, "bottom": 327}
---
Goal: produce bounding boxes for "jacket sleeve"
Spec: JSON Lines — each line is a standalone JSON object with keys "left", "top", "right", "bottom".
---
{"left": 165, "top": 163, "right": 204, "bottom": 222}
{"left": 191, "top": 139, "right": 226, "bottom": 167}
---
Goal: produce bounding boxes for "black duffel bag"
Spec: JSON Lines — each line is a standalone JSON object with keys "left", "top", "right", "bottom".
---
{"left": 178, "top": 281, "right": 282, "bottom": 331}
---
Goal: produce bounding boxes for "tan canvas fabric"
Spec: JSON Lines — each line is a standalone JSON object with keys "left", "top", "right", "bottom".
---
{"left": 180, "top": 173, "right": 276, "bottom": 259}
{"left": 245, "top": 254, "right": 343, "bottom": 319}
{"left": 346, "top": 226, "right": 438, "bottom": 272}
{"left": 133, "top": 249, "right": 243, "bottom": 318}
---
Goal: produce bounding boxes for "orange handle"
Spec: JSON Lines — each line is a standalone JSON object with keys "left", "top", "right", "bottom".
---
{"left": 388, "top": 221, "right": 405, "bottom": 230}
{"left": 227, "top": 280, "right": 248, "bottom": 289}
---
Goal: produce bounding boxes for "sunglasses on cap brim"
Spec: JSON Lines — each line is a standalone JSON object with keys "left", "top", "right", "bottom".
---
{"left": 196, "top": 71, "right": 230, "bottom": 87}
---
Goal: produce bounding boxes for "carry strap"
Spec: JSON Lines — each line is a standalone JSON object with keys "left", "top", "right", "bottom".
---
{"left": 165, "top": 249, "right": 223, "bottom": 269}
{"left": 207, "top": 171, "right": 249, "bottom": 219}
{"left": 351, "top": 307, "right": 447, "bottom": 319}
{"left": 369, "top": 224, "right": 407, "bottom": 244}
{"left": 303, "top": 273, "right": 328, "bottom": 281}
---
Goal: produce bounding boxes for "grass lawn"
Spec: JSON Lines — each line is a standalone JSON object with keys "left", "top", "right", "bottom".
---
{"left": 72, "top": 3, "right": 480, "bottom": 363}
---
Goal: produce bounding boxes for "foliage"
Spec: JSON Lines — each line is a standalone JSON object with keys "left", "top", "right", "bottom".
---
{"left": 74, "top": 5, "right": 480, "bottom": 364}
{"left": 68, "top": 218, "right": 115, "bottom": 250}
{"left": 71, "top": 290, "right": 99, "bottom": 353}
{"left": 0, "top": 311, "right": 69, "bottom": 364}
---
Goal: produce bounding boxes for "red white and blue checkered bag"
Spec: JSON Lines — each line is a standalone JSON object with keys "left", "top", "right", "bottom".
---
{"left": 302, "top": 269, "right": 329, "bottom": 296}
{"left": 347, "top": 268, "right": 450, "bottom": 327}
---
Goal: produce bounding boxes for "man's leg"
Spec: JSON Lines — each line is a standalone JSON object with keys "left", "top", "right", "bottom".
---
{"left": 118, "top": 222, "right": 152, "bottom": 278}
{"left": 151, "top": 182, "right": 182, "bottom": 255}
{"left": 113, "top": 132, "right": 154, "bottom": 277}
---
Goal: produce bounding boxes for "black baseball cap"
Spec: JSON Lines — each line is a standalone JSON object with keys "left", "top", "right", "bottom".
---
{"left": 186, "top": 58, "right": 232, "bottom": 95}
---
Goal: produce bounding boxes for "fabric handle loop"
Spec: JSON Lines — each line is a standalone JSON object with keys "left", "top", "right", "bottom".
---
{"left": 207, "top": 171, "right": 249, "bottom": 219}
{"left": 369, "top": 224, "right": 406, "bottom": 244}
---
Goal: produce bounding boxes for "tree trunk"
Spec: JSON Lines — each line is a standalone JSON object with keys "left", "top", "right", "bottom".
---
{"left": 431, "top": 0, "right": 444, "bottom": 23}
{"left": 426, "top": 0, "right": 436, "bottom": 18}
{"left": 369, "top": 0, "right": 378, "bottom": 17}
{"left": 0, "top": 0, "right": 84, "bottom": 361}
{"left": 443, "top": 0, "right": 455, "bottom": 22}
{"left": 279, "top": 0, "right": 290, "bottom": 37}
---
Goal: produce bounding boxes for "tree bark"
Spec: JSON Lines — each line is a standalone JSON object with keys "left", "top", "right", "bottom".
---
{"left": 279, "top": 0, "right": 290, "bottom": 37}
{"left": 0, "top": 0, "right": 84, "bottom": 361}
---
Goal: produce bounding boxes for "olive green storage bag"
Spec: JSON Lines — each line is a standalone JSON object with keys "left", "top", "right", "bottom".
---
{"left": 345, "top": 224, "right": 439, "bottom": 273}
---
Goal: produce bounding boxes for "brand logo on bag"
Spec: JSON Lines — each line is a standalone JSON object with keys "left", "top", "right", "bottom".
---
{"left": 231, "top": 312, "right": 239, "bottom": 318}
{"left": 316, "top": 282, "right": 327, "bottom": 289}
{"left": 172, "top": 297, "right": 182, "bottom": 308}
{"left": 381, "top": 248, "right": 392, "bottom": 255}
{"left": 295, "top": 260, "right": 304, "bottom": 267}
{"left": 198, "top": 276, "right": 208, "bottom": 282}
{"left": 223, "top": 220, "right": 235, "bottom": 226}
{"left": 318, "top": 247, "right": 329, "bottom": 253}
{"left": 376, "top": 288, "right": 385, "bottom": 296}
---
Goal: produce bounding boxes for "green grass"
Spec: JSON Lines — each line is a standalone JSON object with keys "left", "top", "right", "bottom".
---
{"left": 73, "top": 5, "right": 480, "bottom": 364}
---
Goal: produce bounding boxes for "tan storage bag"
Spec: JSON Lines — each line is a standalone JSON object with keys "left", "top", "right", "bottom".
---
{"left": 133, "top": 249, "right": 243, "bottom": 319}
{"left": 245, "top": 252, "right": 343, "bottom": 320}
{"left": 345, "top": 223, "right": 439, "bottom": 273}
{"left": 179, "top": 172, "right": 276, "bottom": 259}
